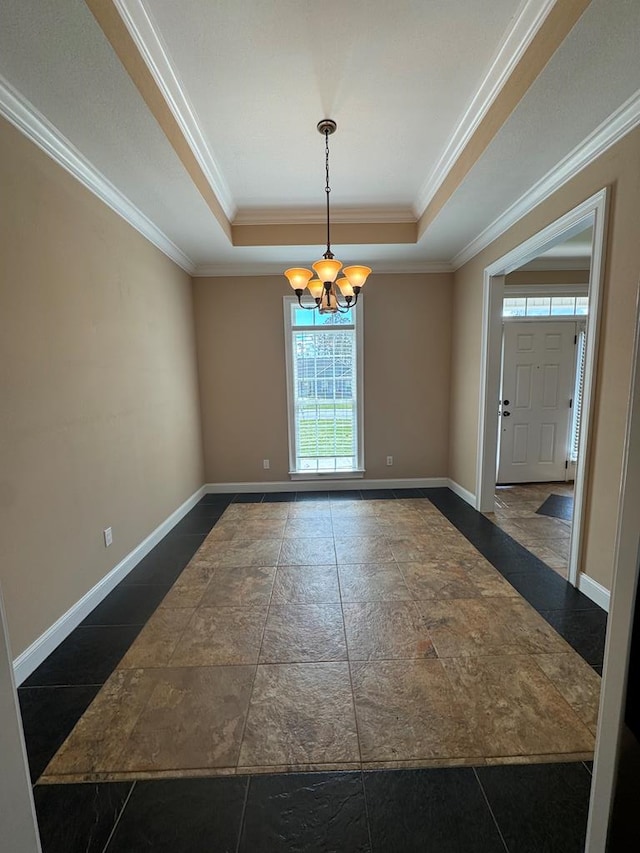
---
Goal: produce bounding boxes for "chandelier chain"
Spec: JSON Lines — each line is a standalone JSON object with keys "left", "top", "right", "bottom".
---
{"left": 324, "top": 128, "right": 332, "bottom": 258}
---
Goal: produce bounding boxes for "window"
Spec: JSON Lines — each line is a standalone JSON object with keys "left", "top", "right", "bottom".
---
{"left": 284, "top": 299, "right": 363, "bottom": 476}
{"left": 503, "top": 294, "right": 589, "bottom": 318}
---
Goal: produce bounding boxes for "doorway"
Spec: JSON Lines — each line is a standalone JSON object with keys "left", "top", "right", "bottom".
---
{"left": 476, "top": 188, "right": 608, "bottom": 594}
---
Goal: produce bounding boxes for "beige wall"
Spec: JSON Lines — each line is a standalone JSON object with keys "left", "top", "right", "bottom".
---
{"left": 449, "top": 126, "right": 640, "bottom": 590}
{"left": 0, "top": 117, "right": 205, "bottom": 655}
{"left": 193, "top": 273, "right": 452, "bottom": 483}
{"left": 505, "top": 268, "right": 591, "bottom": 286}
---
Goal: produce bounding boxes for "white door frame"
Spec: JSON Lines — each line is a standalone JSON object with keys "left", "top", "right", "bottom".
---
{"left": 0, "top": 583, "right": 42, "bottom": 852}
{"left": 586, "top": 281, "right": 640, "bottom": 850}
{"left": 476, "top": 187, "right": 609, "bottom": 589}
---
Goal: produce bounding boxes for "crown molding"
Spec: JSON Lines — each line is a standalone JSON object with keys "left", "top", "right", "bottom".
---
{"left": 0, "top": 75, "right": 196, "bottom": 274}
{"left": 114, "top": 0, "right": 236, "bottom": 220}
{"left": 193, "top": 261, "right": 453, "bottom": 277}
{"left": 452, "top": 88, "right": 640, "bottom": 270}
{"left": 414, "top": 0, "right": 557, "bottom": 217}
{"left": 233, "top": 207, "right": 417, "bottom": 226}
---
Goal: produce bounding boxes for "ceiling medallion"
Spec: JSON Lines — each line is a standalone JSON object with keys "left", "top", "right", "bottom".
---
{"left": 284, "top": 120, "right": 371, "bottom": 314}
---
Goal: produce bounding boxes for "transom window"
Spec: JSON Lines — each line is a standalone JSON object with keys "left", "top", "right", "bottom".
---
{"left": 283, "top": 299, "right": 364, "bottom": 477}
{"left": 503, "top": 295, "right": 589, "bottom": 317}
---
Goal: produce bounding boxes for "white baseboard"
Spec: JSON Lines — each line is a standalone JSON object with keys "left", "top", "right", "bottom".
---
{"left": 13, "top": 485, "right": 206, "bottom": 685}
{"left": 206, "top": 478, "right": 449, "bottom": 494}
{"left": 447, "top": 479, "right": 477, "bottom": 507}
{"left": 578, "top": 573, "right": 610, "bottom": 613}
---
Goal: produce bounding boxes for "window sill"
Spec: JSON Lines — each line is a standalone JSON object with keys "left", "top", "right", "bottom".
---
{"left": 289, "top": 470, "right": 365, "bottom": 481}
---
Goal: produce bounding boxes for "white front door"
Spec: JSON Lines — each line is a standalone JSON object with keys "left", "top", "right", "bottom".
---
{"left": 498, "top": 321, "right": 576, "bottom": 484}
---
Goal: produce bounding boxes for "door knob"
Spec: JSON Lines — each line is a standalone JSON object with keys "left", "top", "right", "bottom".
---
{"left": 503, "top": 411, "right": 511, "bottom": 417}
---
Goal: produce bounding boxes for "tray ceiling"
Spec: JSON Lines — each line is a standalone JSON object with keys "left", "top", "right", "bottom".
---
{"left": 0, "top": 0, "right": 638, "bottom": 273}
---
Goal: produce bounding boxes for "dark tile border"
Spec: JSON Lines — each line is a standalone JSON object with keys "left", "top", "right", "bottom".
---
{"left": 32, "top": 763, "right": 593, "bottom": 853}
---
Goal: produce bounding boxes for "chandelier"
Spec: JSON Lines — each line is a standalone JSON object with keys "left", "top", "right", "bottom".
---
{"left": 284, "top": 119, "right": 371, "bottom": 314}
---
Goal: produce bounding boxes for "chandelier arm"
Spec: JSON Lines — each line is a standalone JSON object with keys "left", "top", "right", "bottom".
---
{"left": 295, "top": 290, "right": 321, "bottom": 310}
{"left": 331, "top": 293, "right": 354, "bottom": 311}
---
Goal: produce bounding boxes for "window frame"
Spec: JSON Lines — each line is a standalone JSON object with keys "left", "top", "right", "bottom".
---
{"left": 283, "top": 295, "right": 365, "bottom": 480}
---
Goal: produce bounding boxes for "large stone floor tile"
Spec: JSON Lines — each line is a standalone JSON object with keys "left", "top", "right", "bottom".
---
{"left": 284, "top": 517, "right": 334, "bottom": 538}
{"left": 398, "top": 559, "right": 480, "bottom": 599}
{"left": 417, "top": 598, "right": 568, "bottom": 658}
{"left": 338, "top": 562, "right": 412, "bottom": 602}
{"left": 442, "top": 655, "right": 595, "bottom": 758}
{"left": 119, "top": 608, "right": 194, "bottom": 668}
{"left": 170, "top": 606, "right": 267, "bottom": 666}
{"left": 202, "top": 538, "right": 282, "bottom": 569}
{"left": 351, "top": 659, "right": 480, "bottom": 762}
{"left": 116, "top": 665, "right": 255, "bottom": 772}
{"left": 533, "top": 652, "right": 601, "bottom": 734}
{"left": 43, "top": 668, "right": 162, "bottom": 776}
{"left": 259, "top": 604, "right": 347, "bottom": 663}
{"left": 388, "top": 533, "right": 477, "bottom": 563}
{"left": 334, "top": 536, "right": 395, "bottom": 564}
{"left": 199, "top": 565, "right": 275, "bottom": 606}
{"left": 271, "top": 564, "right": 340, "bottom": 604}
{"left": 343, "top": 601, "right": 435, "bottom": 660}
{"left": 239, "top": 663, "right": 359, "bottom": 767}
{"left": 278, "top": 537, "right": 336, "bottom": 565}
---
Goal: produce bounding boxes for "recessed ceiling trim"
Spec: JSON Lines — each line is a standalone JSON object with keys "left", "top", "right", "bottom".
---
{"left": 0, "top": 75, "right": 196, "bottom": 274}
{"left": 452, "top": 87, "right": 640, "bottom": 270}
{"left": 418, "top": 0, "right": 592, "bottom": 239}
{"left": 193, "top": 261, "right": 453, "bottom": 278}
{"left": 233, "top": 207, "right": 417, "bottom": 226}
{"left": 114, "top": 0, "right": 236, "bottom": 220}
{"left": 85, "top": 0, "right": 232, "bottom": 241}
{"left": 414, "top": 0, "right": 557, "bottom": 218}
{"left": 231, "top": 221, "right": 417, "bottom": 248}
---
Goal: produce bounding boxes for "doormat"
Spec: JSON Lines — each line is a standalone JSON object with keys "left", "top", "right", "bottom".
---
{"left": 536, "top": 494, "right": 573, "bottom": 521}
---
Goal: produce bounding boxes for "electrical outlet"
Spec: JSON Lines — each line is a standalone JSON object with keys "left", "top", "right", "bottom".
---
{"left": 103, "top": 527, "right": 113, "bottom": 547}
{"left": 263, "top": 459, "right": 270, "bottom": 469}
{"left": 386, "top": 456, "right": 393, "bottom": 466}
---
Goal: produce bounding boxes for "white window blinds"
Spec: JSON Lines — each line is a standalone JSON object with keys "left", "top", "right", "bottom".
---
{"left": 570, "top": 327, "right": 587, "bottom": 462}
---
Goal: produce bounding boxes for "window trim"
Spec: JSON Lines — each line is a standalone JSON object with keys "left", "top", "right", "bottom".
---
{"left": 283, "top": 296, "right": 365, "bottom": 480}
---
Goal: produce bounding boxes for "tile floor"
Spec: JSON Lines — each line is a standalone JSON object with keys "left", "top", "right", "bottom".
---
{"left": 486, "top": 482, "right": 574, "bottom": 577}
{"left": 19, "top": 488, "right": 607, "bottom": 852}
{"left": 37, "top": 494, "right": 599, "bottom": 782}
